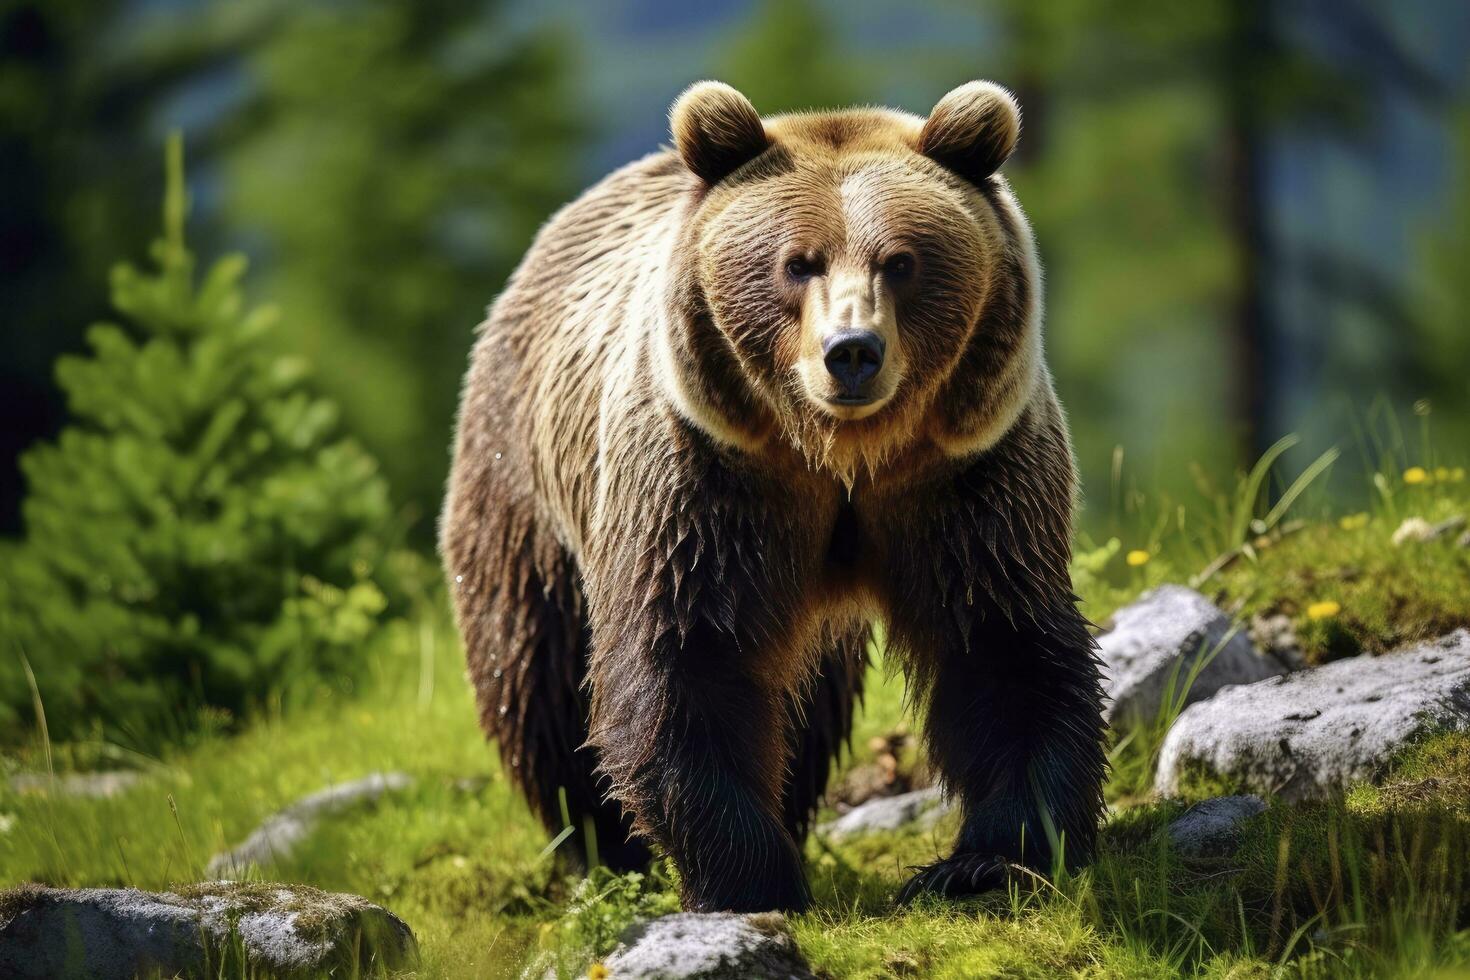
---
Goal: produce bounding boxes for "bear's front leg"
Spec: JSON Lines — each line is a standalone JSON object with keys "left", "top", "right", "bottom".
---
{"left": 587, "top": 615, "right": 810, "bottom": 911}
{"left": 580, "top": 445, "right": 820, "bottom": 912}
{"left": 896, "top": 600, "right": 1107, "bottom": 902}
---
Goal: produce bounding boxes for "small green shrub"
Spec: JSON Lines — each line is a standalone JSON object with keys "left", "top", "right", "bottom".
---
{"left": 523, "top": 866, "right": 680, "bottom": 979}
{"left": 0, "top": 137, "right": 413, "bottom": 747}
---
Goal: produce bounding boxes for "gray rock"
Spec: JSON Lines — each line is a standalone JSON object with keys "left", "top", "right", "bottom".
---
{"left": 0, "top": 882, "right": 416, "bottom": 979}
{"left": 1392, "top": 514, "right": 1466, "bottom": 545}
{"left": 817, "top": 787, "right": 949, "bottom": 840}
{"left": 1098, "top": 585, "right": 1284, "bottom": 726}
{"left": 597, "top": 912, "right": 815, "bottom": 980}
{"left": 1156, "top": 630, "right": 1470, "bottom": 800}
{"left": 1168, "top": 795, "right": 1266, "bottom": 858}
{"left": 9, "top": 771, "right": 145, "bottom": 798}
{"left": 452, "top": 775, "right": 492, "bottom": 795}
{"left": 207, "top": 772, "right": 413, "bottom": 875}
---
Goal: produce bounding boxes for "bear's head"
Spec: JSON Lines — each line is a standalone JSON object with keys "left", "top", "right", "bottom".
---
{"left": 657, "top": 80, "right": 1043, "bottom": 483}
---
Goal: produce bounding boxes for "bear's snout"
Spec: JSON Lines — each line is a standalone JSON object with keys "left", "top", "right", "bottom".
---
{"left": 822, "top": 330, "right": 885, "bottom": 401}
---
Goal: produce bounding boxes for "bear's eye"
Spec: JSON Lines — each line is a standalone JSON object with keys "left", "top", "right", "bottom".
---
{"left": 784, "top": 255, "right": 823, "bottom": 282}
{"left": 883, "top": 252, "right": 916, "bottom": 281}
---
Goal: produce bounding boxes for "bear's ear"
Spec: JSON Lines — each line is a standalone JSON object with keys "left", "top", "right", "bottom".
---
{"left": 670, "top": 81, "right": 769, "bottom": 184}
{"left": 919, "top": 81, "right": 1021, "bottom": 185}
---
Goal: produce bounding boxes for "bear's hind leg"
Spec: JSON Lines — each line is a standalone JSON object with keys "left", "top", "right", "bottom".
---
{"left": 781, "top": 623, "right": 870, "bottom": 843}
{"left": 459, "top": 533, "right": 650, "bottom": 872}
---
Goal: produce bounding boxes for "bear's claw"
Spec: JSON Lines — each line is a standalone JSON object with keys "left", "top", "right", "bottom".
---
{"left": 896, "top": 852, "right": 1012, "bottom": 904}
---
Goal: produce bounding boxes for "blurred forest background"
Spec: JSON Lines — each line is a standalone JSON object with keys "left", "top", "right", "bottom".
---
{"left": 4, "top": 9, "right": 1470, "bottom": 973}
{"left": 5, "top": 0, "right": 1470, "bottom": 543}
{"left": 2, "top": 0, "right": 1469, "bottom": 741}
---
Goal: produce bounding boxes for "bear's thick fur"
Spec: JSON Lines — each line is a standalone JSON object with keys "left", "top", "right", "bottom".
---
{"left": 442, "top": 80, "right": 1106, "bottom": 912}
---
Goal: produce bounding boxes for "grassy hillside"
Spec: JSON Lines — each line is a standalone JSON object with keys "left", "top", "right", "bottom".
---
{"left": 2, "top": 467, "right": 1468, "bottom": 977}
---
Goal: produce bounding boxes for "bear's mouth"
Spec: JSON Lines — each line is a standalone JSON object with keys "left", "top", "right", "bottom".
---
{"left": 793, "top": 357, "right": 899, "bottom": 422}
{"left": 817, "top": 391, "right": 891, "bottom": 423}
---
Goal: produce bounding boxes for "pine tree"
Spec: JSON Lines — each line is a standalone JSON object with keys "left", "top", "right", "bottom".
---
{"left": 0, "top": 136, "right": 401, "bottom": 746}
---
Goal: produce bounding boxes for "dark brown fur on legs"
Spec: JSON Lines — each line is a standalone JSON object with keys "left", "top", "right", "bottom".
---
{"left": 441, "top": 317, "right": 651, "bottom": 871}
{"left": 781, "top": 625, "right": 869, "bottom": 843}
{"left": 443, "top": 79, "right": 1107, "bottom": 911}
{"left": 458, "top": 524, "right": 650, "bottom": 872}
{"left": 580, "top": 425, "right": 837, "bottom": 912}
{"left": 883, "top": 409, "right": 1107, "bottom": 901}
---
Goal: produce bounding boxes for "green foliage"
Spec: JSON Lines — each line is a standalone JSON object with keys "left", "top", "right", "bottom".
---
{"left": 524, "top": 867, "right": 682, "bottom": 979}
{"left": 993, "top": 1, "right": 1238, "bottom": 507}
{"left": 7, "top": 0, "right": 1467, "bottom": 548}
{"left": 792, "top": 746, "right": 1470, "bottom": 978}
{"left": 1104, "top": 635, "right": 1231, "bottom": 805}
{"left": 0, "top": 0, "right": 583, "bottom": 541}
{"left": 5, "top": 599, "right": 1470, "bottom": 977}
{"left": 717, "top": 0, "right": 868, "bottom": 112}
{"left": 1212, "top": 476, "right": 1470, "bottom": 663}
{"left": 220, "top": 0, "right": 584, "bottom": 532}
{"left": 0, "top": 0, "right": 222, "bottom": 470}
{"left": 1218, "top": 777, "right": 1470, "bottom": 972}
{"left": 0, "top": 137, "right": 410, "bottom": 747}
{"left": 1074, "top": 426, "right": 1470, "bottom": 665}
{"left": 1413, "top": 109, "right": 1470, "bottom": 455}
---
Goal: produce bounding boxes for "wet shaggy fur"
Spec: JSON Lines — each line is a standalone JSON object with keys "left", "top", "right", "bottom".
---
{"left": 442, "top": 80, "right": 1107, "bottom": 912}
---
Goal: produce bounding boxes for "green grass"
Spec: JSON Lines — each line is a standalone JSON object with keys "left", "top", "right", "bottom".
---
{"left": 1211, "top": 489, "right": 1470, "bottom": 663}
{"left": 6, "top": 617, "right": 1469, "bottom": 977}
{"left": 4, "top": 438, "right": 1469, "bottom": 977}
{"left": 786, "top": 738, "right": 1470, "bottom": 979}
{"left": 0, "top": 617, "right": 553, "bottom": 976}
{"left": 1076, "top": 440, "right": 1470, "bottom": 664}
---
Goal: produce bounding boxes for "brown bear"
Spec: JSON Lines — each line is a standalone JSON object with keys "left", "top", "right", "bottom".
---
{"left": 441, "top": 79, "right": 1106, "bottom": 912}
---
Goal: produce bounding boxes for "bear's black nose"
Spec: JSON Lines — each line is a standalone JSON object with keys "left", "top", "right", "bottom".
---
{"left": 822, "top": 330, "right": 885, "bottom": 396}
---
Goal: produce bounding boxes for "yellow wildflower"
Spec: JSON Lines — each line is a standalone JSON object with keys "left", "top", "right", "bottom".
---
{"left": 588, "top": 964, "right": 610, "bottom": 980}
{"left": 1435, "top": 466, "right": 1451, "bottom": 482}
{"left": 1452, "top": 467, "right": 1466, "bottom": 483}
{"left": 1306, "top": 600, "right": 1341, "bottom": 621}
{"left": 1403, "top": 466, "right": 1428, "bottom": 485}
{"left": 1125, "top": 549, "right": 1150, "bottom": 567}
{"left": 1338, "top": 512, "right": 1369, "bottom": 531}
